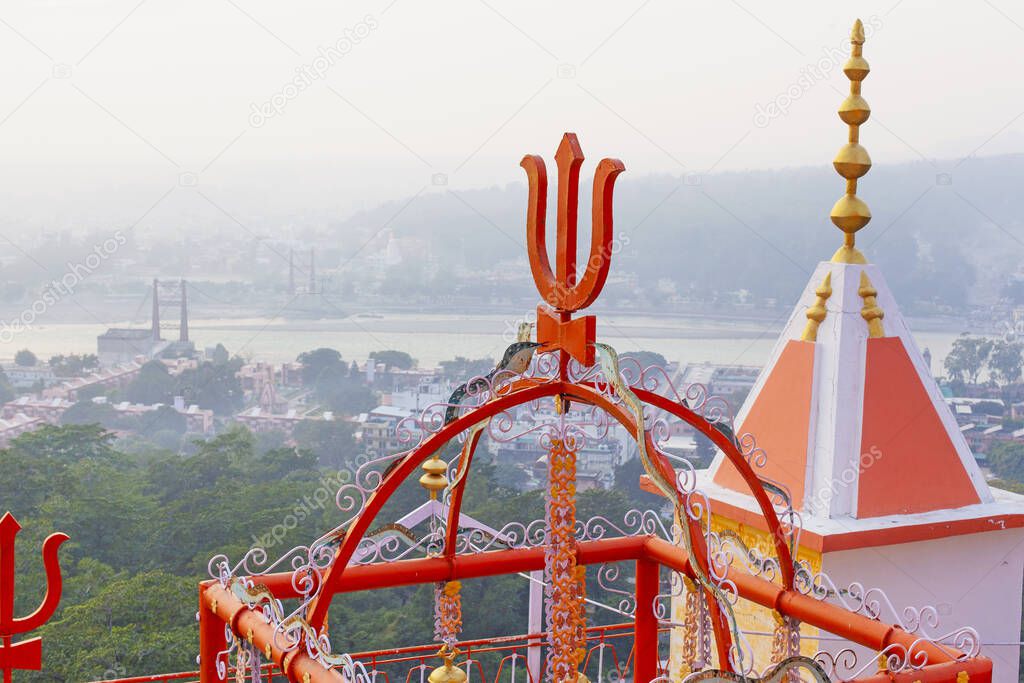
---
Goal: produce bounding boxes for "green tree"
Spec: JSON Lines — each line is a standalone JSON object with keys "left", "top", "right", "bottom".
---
{"left": 293, "top": 419, "right": 358, "bottom": 466}
{"left": 9, "top": 423, "right": 116, "bottom": 462}
{"left": 297, "top": 348, "right": 344, "bottom": 385}
{"left": 125, "top": 360, "right": 176, "bottom": 405}
{"left": 15, "top": 348, "right": 37, "bottom": 366}
{"left": 175, "top": 359, "right": 244, "bottom": 415}
{"left": 0, "top": 425, "right": 116, "bottom": 514}
{"left": 944, "top": 334, "right": 993, "bottom": 384}
{"left": 613, "top": 456, "right": 665, "bottom": 509}
{"left": 987, "top": 441, "right": 1024, "bottom": 483}
{"left": 694, "top": 433, "right": 718, "bottom": 467}
{"left": 210, "top": 342, "right": 230, "bottom": 365}
{"left": 0, "top": 367, "right": 14, "bottom": 403}
{"left": 28, "top": 570, "right": 197, "bottom": 682}
{"left": 989, "top": 339, "right": 1024, "bottom": 386}
{"left": 439, "top": 356, "right": 494, "bottom": 381}
{"left": 132, "top": 405, "right": 187, "bottom": 438}
{"left": 370, "top": 350, "right": 416, "bottom": 370}
{"left": 316, "top": 373, "right": 377, "bottom": 414}
{"left": 75, "top": 383, "right": 108, "bottom": 401}
{"left": 60, "top": 400, "right": 123, "bottom": 430}
{"left": 48, "top": 353, "right": 99, "bottom": 377}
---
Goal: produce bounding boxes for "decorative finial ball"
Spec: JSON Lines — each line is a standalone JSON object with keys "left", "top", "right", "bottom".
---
{"left": 428, "top": 647, "right": 467, "bottom": 683}
{"left": 838, "top": 94, "right": 870, "bottom": 126}
{"left": 419, "top": 457, "right": 449, "bottom": 496}
{"left": 830, "top": 195, "right": 872, "bottom": 234}
{"left": 844, "top": 55, "right": 870, "bottom": 82}
{"left": 428, "top": 661, "right": 467, "bottom": 683}
{"left": 833, "top": 143, "right": 872, "bottom": 179}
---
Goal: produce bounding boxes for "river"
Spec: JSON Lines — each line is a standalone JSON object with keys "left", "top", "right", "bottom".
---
{"left": 0, "top": 312, "right": 966, "bottom": 371}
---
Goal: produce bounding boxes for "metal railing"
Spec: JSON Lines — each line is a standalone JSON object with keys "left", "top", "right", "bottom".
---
{"left": 96, "top": 623, "right": 643, "bottom": 683}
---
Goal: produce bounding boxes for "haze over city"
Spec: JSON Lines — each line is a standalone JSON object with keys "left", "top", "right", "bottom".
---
{"left": 4, "top": 5, "right": 1024, "bottom": 683}
{"left": 0, "top": 1, "right": 1023, "bottom": 227}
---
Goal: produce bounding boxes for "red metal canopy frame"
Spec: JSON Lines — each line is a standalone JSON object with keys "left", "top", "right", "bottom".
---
{"left": 195, "top": 134, "right": 990, "bottom": 683}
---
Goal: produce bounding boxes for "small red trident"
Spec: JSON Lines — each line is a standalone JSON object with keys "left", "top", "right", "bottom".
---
{"left": 0, "top": 512, "right": 68, "bottom": 683}
{"left": 521, "top": 133, "right": 624, "bottom": 367}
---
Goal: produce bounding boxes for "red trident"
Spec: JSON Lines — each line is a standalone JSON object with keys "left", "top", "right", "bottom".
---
{"left": 0, "top": 512, "right": 68, "bottom": 683}
{"left": 520, "top": 133, "right": 624, "bottom": 367}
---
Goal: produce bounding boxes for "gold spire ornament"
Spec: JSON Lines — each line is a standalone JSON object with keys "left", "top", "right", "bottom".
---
{"left": 830, "top": 19, "right": 873, "bottom": 265}
{"left": 801, "top": 272, "right": 833, "bottom": 342}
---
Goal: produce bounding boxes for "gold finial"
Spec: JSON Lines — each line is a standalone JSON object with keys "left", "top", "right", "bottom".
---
{"left": 801, "top": 272, "right": 833, "bottom": 341}
{"left": 858, "top": 271, "right": 885, "bottom": 337}
{"left": 830, "top": 18, "right": 872, "bottom": 265}
{"left": 419, "top": 456, "right": 449, "bottom": 499}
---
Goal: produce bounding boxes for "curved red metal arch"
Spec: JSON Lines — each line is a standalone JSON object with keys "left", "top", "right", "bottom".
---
{"left": 436, "top": 382, "right": 796, "bottom": 589}
{"left": 306, "top": 377, "right": 795, "bottom": 671}
{"left": 629, "top": 386, "right": 796, "bottom": 589}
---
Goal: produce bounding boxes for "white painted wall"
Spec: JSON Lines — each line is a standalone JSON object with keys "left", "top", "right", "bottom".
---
{"left": 819, "top": 530, "right": 1024, "bottom": 682}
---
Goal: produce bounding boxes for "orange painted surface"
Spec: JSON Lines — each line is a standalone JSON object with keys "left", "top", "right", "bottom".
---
{"left": 690, "top": 494, "right": 1024, "bottom": 553}
{"left": 713, "top": 340, "right": 816, "bottom": 508}
{"left": 858, "top": 337, "right": 981, "bottom": 517}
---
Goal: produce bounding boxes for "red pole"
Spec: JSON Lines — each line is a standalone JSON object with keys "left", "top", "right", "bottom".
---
{"left": 633, "top": 559, "right": 658, "bottom": 683}
{"left": 198, "top": 583, "right": 226, "bottom": 683}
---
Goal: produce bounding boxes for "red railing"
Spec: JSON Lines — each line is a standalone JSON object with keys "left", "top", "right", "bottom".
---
{"left": 91, "top": 662, "right": 282, "bottom": 683}
{"left": 95, "top": 623, "right": 644, "bottom": 683}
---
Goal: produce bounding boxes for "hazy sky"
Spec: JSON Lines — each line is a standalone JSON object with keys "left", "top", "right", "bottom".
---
{"left": 1, "top": 0, "right": 1023, "bottom": 233}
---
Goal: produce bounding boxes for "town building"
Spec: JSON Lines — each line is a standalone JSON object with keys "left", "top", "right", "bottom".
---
{"left": 43, "top": 362, "right": 142, "bottom": 401}
{"left": 2, "top": 396, "right": 73, "bottom": 423}
{"left": 0, "top": 412, "right": 45, "bottom": 446}
{"left": 1, "top": 363, "right": 57, "bottom": 389}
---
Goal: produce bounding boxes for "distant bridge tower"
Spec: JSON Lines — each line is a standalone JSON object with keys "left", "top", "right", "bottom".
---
{"left": 152, "top": 279, "right": 190, "bottom": 343}
{"left": 309, "top": 248, "right": 316, "bottom": 294}
{"left": 151, "top": 278, "right": 160, "bottom": 341}
{"left": 288, "top": 249, "right": 296, "bottom": 296}
{"left": 179, "top": 279, "right": 189, "bottom": 343}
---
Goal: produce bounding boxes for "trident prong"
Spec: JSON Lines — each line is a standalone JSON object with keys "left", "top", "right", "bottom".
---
{"left": 522, "top": 132, "right": 624, "bottom": 314}
{"left": 0, "top": 512, "right": 69, "bottom": 681}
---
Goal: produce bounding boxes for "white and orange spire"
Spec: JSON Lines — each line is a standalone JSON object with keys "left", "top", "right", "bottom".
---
{"left": 708, "top": 20, "right": 992, "bottom": 519}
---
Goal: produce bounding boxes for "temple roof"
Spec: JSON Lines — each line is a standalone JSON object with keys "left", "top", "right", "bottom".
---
{"left": 707, "top": 260, "right": 993, "bottom": 520}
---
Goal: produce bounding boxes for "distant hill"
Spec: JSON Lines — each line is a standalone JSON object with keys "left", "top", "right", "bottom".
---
{"left": 328, "top": 153, "right": 1024, "bottom": 314}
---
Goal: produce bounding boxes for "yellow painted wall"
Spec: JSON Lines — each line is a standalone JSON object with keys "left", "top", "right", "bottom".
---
{"left": 666, "top": 513, "right": 821, "bottom": 680}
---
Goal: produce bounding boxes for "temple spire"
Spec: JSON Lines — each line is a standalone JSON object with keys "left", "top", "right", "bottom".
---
{"left": 830, "top": 18, "right": 873, "bottom": 264}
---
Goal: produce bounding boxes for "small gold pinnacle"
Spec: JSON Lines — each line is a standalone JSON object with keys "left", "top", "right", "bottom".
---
{"left": 859, "top": 271, "right": 885, "bottom": 337}
{"left": 802, "top": 272, "right": 833, "bottom": 342}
